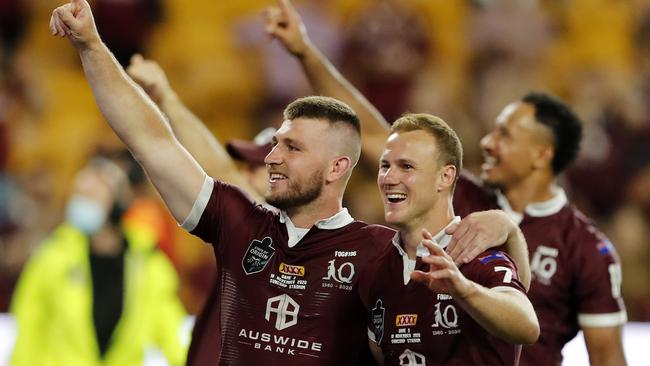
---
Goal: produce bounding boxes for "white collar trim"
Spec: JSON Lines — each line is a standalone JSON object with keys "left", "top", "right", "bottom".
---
{"left": 495, "top": 186, "right": 567, "bottom": 224}
{"left": 279, "top": 208, "right": 354, "bottom": 247}
{"left": 392, "top": 216, "right": 461, "bottom": 284}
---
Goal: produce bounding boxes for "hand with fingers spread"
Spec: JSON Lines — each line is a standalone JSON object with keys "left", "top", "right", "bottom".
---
{"left": 410, "top": 230, "right": 475, "bottom": 299}
{"left": 264, "top": 0, "right": 311, "bottom": 57}
{"left": 445, "top": 210, "right": 517, "bottom": 265}
{"left": 49, "top": 0, "right": 100, "bottom": 51}
{"left": 126, "top": 54, "right": 174, "bottom": 105}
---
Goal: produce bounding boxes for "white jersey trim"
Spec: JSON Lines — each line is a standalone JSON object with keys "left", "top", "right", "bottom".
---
{"left": 578, "top": 310, "right": 628, "bottom": 327}
{"left": 368, "top": 328, "right": 377, "bottom": 343}
{"left": 495, "top": 185, "right": 567, "bottom": 224}
{"left": 180, "top": 174, "right": 213, "bottom": 232}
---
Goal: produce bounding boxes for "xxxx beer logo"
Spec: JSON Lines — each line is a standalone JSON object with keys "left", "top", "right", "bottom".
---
{"left": 395, "top": 314, "right": 418, "bottom": 327}
{"left": 279, "top": 262, "right": 305, "bottom": 277}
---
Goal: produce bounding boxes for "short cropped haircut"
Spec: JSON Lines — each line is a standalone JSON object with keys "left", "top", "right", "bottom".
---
{"left": 522, "top": 92, "right": 582, "bottom": 175}
{"left": 391, "top": 113, "right": 463, "bottom": 190}
{"left": 284, "top": 96, "right": 361, "bottom": 135}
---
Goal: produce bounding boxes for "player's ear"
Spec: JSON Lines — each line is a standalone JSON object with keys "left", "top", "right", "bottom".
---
{"left": 437, "top": 165, "right": 456, "bottom": 192}
{"left": 326, "top": 156, "right": 352, "bottom": 183}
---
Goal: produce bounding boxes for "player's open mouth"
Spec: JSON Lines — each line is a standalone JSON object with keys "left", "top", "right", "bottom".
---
{"left": 482, "top": 155, "right": 498, "bottom": 170}
{"left": 386, "top": 193, "right": 407, "bottom": 203}
{"left": 269, "top": 173, "right": 287, "bottom": 183}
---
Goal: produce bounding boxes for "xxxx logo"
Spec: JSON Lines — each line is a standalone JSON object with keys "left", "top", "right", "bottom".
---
{"left": 279, "top": 263, "right": 305, "bottom": 277}
{"left": 395, "top": 314, "right": 418, "bottom": 327}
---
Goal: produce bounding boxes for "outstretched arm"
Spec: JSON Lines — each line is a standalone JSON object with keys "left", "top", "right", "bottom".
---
{"left": 411, "top": 238, "right": 539, "bottom": 344}
{"left": 445, "top": 210, "right": 531, "bottom": 290}
{"left": 126, "top": 55, "right": 263, "bottom": 201}
{"left": 265, "top": 0, "right": 390, "bottom": 163}
{"left": 50, "top": 0, "right": 204, "bottom": 223}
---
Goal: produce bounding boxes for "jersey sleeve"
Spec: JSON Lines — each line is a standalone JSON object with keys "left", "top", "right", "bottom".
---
{"left": 572, "top": 226, "right": 627, "bottom": 328}
{"left": 468, "top": 250, "right": 527, "bottom": 294}
{"left": 180, "top": 176, "right": 267, "bottom": 250}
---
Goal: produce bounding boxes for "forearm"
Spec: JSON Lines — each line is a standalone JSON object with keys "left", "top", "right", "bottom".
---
{"left": 584, "top": 326, "right": 627, "bottom": 366}
{"left": 299, "top": 43, "right": 390, "bottom": 163}
{"left": 504, "top": 227, "right": 531, "bottom": 290}
{"left": 456, "top": 284, "right": 539, "bottom": 344}
{"left": 158, "top": 93, "right": 263, "bottom": 201}
{"left": 79, "top": 42, "right": 175, "bottom": 157}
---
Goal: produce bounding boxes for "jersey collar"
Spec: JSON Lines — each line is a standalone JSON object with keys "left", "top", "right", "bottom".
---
{"left": 278, "top": 208, "right": 354, "bottom": 229}
{"left": 495, "top": 186, "right": 567, "bottom": 224}
{"left": 279, "top": 208, "right": 354, "bottom": 247}
{"left": 392, "top": 216, "right": 461, "bottom": 284}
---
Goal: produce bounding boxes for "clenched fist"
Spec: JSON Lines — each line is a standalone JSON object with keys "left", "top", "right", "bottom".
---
{"left": 49, "top": 0, "right": 101, "bottom": 51}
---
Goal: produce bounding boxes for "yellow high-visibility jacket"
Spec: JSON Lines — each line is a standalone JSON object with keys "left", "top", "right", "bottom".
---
{"left": 10, "top": 223, "right": 188, "bottom": 366}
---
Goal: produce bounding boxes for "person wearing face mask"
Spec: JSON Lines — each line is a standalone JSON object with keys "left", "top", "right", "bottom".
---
{"left": 9, "top": 154, "right": 188, "bottom": 366}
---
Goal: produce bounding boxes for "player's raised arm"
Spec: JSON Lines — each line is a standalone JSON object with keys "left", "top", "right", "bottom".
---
{"left": 50, "top": 0, "right": 205, "bottom": 223}
{"left": 265, "top": 0, "right": 390, "bottom": 163}
{"left": 126, "top": 55, "right": 263, "bottom": 202}
{"left": 411, "top": 239, "right": 539, "bottom": 344}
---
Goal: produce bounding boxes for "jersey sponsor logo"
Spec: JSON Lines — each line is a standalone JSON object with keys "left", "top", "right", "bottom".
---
{"left": 335, "top": 250, "right": 357, "bottom": 257}
{"left": 436, "top": 293, "right": 452, "bottom": 300}
{"left": 531, "top": 245, "right": 559, "bottom": 284}
{"left": 371, "top": 299, "right": 385, "bottom": 343}
{"left": 279, "top": 263, "right": 305, "bottom": 277}
{"left": 398, "top": 349, "right": 426, "bottom": 365}
{"left": 597, "top": 239, "right": 614, "bottom": 256}
{"left": 431, "top": 302, "right": 458, "bottom": 330}
{"left": 322, "top": 259, "right": 355, "bottom": 284}
{"left": 265, "top": 294, "right": 299, "bottom": 330}
{"left": 395, "top": 314, "right": 418, "bottom": 327}
{"left": 238, "top": 328, "right": 322, "bottom": 357}
{"left": 608, "top": 263, "right": 623, "bottom": 299}
{"left": 242, "top": 237, "right": 276, "bottom": 275}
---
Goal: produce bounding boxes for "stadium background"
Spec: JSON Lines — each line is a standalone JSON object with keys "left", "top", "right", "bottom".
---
{"left": 1, "top": 0, "right": 649, "bottom": 364}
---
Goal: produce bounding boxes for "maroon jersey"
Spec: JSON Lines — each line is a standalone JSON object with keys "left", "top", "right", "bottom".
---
{"left": 454, "top": 172, "right": 627, "bottom": 366}
{"left": 183, "top": 177, "right": 394, "bottom": 365}
{"left": 362, "top": 225, "right": 526, "bottom": 366}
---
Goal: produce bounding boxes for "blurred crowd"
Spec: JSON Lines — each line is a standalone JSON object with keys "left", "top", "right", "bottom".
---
{"left": 1, "top": 0, "right": 650, "bottom": 325}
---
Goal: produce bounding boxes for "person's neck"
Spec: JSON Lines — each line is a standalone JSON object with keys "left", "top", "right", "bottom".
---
{"left": 502, "top": 172, "right": 556, "bottom": 213}
{"left": 285, "top": 194, "right": 343, "bottom": 229}
{"left": 90, "top": 225, "right": 124, "bottom": 256}
{"left": 399, "top": 198, "right": 454, "bottom": 260}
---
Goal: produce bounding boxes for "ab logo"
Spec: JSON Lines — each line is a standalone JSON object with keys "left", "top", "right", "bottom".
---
{"left": 242, "top": 237, "right": 275, "bottom": 275}
{"left": 399, "top": 349, "right": 426, "bottom": 366}
{"left": 265, "top": 294, "right": 300, "bottom": 330}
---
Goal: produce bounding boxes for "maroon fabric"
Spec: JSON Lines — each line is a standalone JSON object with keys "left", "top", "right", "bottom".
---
{"left": 186, "top": 179, "right": 393, "bottom": 365}
{"left": 454, "top": 173, "right": 626, "bottom": 366}
{"left": 362, "top": 245, "right": 524, "bottom": 366}
{"left": 225, "top": 140, "right": 272, "bottom": 167}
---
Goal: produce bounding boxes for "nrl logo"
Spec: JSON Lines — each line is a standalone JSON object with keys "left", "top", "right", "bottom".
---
{"left": 242, "top": 237, "right": 276, "bottom": 275}
{"left": 371, "top": 299, "right": 385, "bottom": 343}
{"left": 279, "top": 262, "right": 305, "bottom": 277}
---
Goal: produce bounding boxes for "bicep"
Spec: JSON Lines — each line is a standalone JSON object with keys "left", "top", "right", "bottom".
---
{"left": 137, "top": 137, "right": 207, "bottom": 224}
{"left": 582, "top": 325, "right": 626, "bottom": 366}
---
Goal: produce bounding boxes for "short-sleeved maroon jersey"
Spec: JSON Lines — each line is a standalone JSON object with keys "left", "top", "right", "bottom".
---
{"left": 362, "top": 222, "right": 526, "bottom": 366}
{"left": 453, "top": 172, "right": 627, "bottom": 366}
{"left": 183, "top": 177, "right": 394, "bottom": 365}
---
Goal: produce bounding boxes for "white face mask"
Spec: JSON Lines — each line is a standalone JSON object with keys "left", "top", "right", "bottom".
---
{"left": 65, "top": 196, "right": 107, "bottom": 234}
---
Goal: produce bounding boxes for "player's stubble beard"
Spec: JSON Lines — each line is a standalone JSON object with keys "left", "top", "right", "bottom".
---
{"left": 266, "top": 169, "right": 324, "bottom": 211}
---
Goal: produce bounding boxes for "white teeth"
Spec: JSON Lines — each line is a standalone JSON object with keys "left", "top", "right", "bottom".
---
{"left": 386, "top": 193, "right": 407, "bottom": 203}
{"left": 484, "top": 156, "right": 497, "bottom": 165}
{"left": 269, "top": 173, "right": 287, "bottom": 182}
{"left": 387, "top": 193, "right": 407, "bottom": 199}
